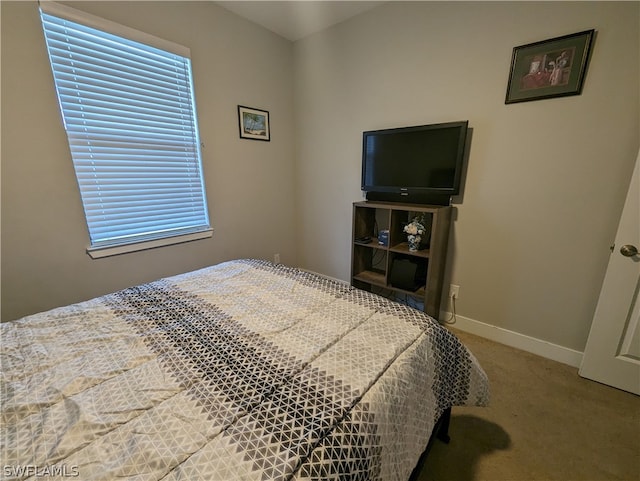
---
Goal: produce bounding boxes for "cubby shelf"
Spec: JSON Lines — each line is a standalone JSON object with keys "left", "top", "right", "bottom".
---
{"left": 351, "top": 201, "right": 452, "bottom": 318}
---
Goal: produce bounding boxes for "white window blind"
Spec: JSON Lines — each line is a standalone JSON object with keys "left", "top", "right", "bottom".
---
{"left": 40, "top": 3, "right": 211, "bottom": 257}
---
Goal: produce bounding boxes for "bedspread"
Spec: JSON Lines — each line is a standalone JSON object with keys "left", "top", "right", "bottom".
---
{"left": 1, "top": 259, "right": 489, "bottom": 481}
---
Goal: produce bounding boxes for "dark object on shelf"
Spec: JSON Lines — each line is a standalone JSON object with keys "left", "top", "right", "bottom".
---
{"left": 390, "top": 257, "right": 427, "bottom": 292}
{"left": 354, "top": 236, "right": 372, "bottom": 244}
{"left": 378, "top": 230, "right": 389, "bottom": 246}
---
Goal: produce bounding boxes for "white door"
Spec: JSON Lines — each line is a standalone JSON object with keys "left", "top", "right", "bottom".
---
{"left": 579, "top": 150, "right": 640, "bottom": 395}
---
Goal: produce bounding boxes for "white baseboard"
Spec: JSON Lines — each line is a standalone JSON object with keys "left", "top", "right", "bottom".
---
{"left": 299, "top": 268, "right": 583, "bottom": 368}
{"left": 439, "top": 310, "right": 584, "bottom": 368}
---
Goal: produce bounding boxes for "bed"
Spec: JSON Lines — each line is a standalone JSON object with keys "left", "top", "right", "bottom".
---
{"left": 1, "top": 259, "right": 489, "bottom": 481}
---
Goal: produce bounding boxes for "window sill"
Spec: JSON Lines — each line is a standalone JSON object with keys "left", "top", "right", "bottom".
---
{"left": 87, "top": 229, "right": 213, "bottom": 259}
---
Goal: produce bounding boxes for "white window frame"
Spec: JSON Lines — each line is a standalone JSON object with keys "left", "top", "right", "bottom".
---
{"left": 40, "top": 2, "right": 212, "bottom": 259}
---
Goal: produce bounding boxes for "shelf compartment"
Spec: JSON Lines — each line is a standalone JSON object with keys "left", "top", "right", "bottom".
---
{"left": 353, "top": 269, "right": 386, "bottom": 286}
{"left": 389, "top": 242, "right": 430, "bottom": 258}
{"left": 389, "top": 284, "right": 426, "bottom": 298}
{"left": 352, "top": 243, "right": 387, "bottom": 284}
{"left": 354, "top": 239, "right": 387, "bottom": 250}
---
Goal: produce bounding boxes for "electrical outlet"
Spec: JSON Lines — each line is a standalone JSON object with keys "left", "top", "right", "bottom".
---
{"left": 449, "top": 284, "right": 460, "bottom": 299}
{"left": 274, "top": 253, "right": 281, "bottom": 264}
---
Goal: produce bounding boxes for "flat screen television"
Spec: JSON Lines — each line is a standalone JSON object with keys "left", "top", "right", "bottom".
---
{"left": 361, "top": 120, "right": 468, "bottom": 205}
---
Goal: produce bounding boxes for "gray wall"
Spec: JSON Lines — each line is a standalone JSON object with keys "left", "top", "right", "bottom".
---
{"left": 1, "top": 1, "right": 297, "bottom": 321}
{"left": 293, "top": 1, "right": 639, "bottom": 352}
{"left": 3, "top": 1, "right": 639, "bottom": 357}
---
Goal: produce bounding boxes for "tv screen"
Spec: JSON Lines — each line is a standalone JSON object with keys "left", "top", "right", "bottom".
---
{"left": 361, "top": 121, "right": 468, "bottom": 201}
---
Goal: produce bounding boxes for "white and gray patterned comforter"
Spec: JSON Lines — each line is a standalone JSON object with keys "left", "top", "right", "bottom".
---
{"left": 1, "top": 259, "right": 489, "bottom": 481}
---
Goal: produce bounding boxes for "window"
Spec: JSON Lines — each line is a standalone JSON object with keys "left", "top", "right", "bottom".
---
{"left": 40, "top": 2, "right": 211, "bottom": 258}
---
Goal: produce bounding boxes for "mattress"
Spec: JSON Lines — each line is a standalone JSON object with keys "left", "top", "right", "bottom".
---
{"left": 1, "top": 259, "right": 489, "bottom": 481}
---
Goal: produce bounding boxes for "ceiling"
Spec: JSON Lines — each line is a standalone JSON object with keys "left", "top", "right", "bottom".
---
{"left": 215, "top": 1, "right": 383, "bottom": 41}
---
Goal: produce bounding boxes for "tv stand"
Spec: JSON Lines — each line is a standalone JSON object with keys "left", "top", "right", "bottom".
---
{"left": 365, "top": 191, "right": 451, "bottom": 206}
{"left": 351, "top": 201, "right": 452, "bottom": 318}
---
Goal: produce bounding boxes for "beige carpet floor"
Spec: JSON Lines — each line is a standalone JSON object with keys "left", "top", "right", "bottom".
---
{"left": 418, "top": 328, "right": 640, "bottom": 481}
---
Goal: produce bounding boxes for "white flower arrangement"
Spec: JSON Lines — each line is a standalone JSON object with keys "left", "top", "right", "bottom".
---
{"left": 403, "top": 216, "right": 427, "bottom": 251}
{"left": 403, "top": 218, "right": 425, "bottom": 236}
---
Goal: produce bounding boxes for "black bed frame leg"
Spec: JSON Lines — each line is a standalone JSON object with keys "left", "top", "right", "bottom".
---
{"left": 436, "top": 407, "right": 451, "bottom": 444}
{"left": 407, "top": 407, "right": 453, "bottom": 481}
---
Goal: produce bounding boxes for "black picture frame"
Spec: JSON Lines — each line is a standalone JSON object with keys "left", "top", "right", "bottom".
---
{"left": 505, "top": 29, "right": 595, "bottom": 104}
{"left": 238, "top": 105, "right": 270, "bottom": 141}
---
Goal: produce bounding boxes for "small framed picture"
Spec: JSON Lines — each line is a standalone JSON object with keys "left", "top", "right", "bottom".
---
{"left": 238, "top": 105, "right": 270, "bottom": 141}
{"left": 505, "top": 29, "right": 595, "bottom": 104}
